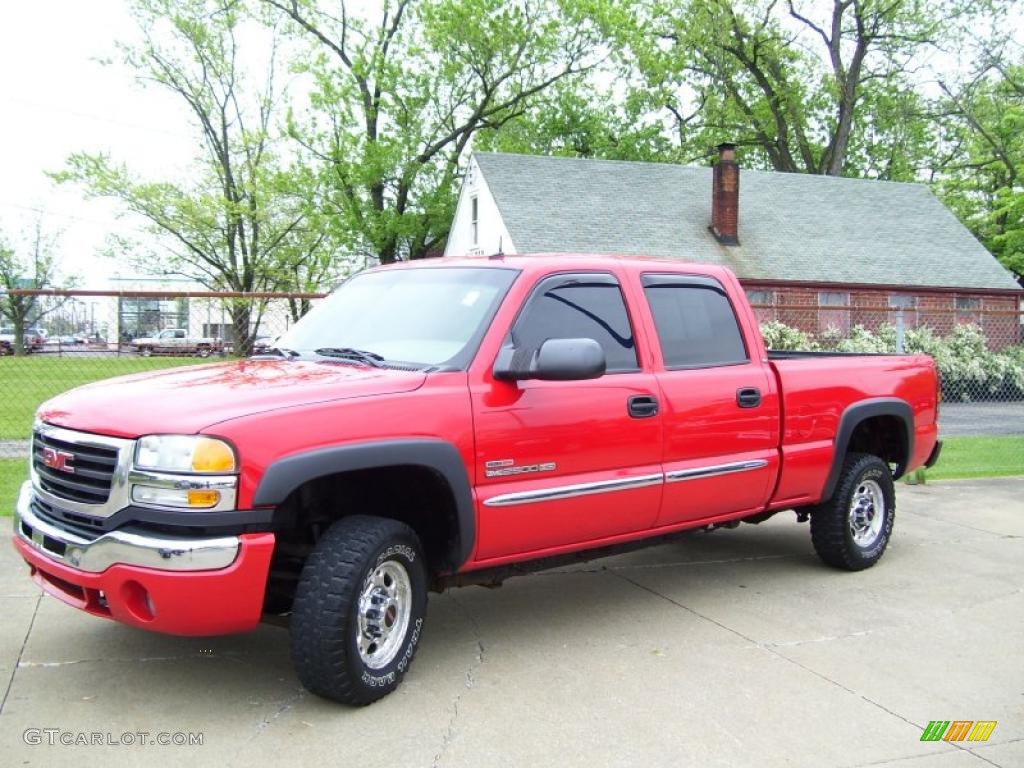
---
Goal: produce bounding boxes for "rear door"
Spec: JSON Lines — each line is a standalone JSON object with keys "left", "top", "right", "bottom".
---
{"left": 471, "top": 271, "right": 663, "bottom": 561}
{"left": 639, "top": 274, "right": 779, "bottom": 526}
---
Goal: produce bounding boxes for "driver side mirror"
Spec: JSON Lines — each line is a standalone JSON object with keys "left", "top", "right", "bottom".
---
{"left": 493, "top": 338, "right": 607, "bottom": 382}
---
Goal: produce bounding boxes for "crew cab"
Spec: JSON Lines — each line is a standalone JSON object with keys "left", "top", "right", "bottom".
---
{"left": 12, "top": 254, "right": 941, "bottom": 705}
{"left": 130, "top": 328, "right": 221, "bottom": 357}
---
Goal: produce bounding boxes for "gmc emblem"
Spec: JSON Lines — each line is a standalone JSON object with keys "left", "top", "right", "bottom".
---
{"left": 41, "top": 447, "right": 75, "bottom": 474}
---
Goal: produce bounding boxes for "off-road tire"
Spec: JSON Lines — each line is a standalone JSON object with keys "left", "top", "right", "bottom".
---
{"left": 290, "top": 515, "right": 428, "bottom": 705}
{"left": 810, "top": 452, "right": 895, "bottom": 571}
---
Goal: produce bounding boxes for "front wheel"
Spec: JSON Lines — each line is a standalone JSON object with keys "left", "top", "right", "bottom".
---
{"left": 810, "top": 452, "right": 895, "bottom": 571}
{"left": 138, "top": 346, "right": 152, "bottom": 357}
{"left": 290, "top": 516, "right": 428, "bottom": 705}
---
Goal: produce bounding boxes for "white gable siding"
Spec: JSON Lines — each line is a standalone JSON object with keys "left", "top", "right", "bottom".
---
{"left": 444, "top": 157, "right": 517, "bottom": 257}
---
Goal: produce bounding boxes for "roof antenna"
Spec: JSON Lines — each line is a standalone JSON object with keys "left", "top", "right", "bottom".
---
{"left": 489, "top": 237, "right": 505, "bottom": 260}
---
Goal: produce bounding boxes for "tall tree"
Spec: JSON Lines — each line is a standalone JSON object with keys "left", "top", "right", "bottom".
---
{"left": 0, "top": 220, "right": 70, "bottom": 356}
{"left": 935, "top": 52, "right": 1024, "bottom": 283}
{"left": 619, "top": 0, "right": 991, "bottom": 177}
{"left": 262, "top": 0, "right": 602, "bottom": 263}
{"left": 54, "top": 0, "right": 339, "bottom": 354}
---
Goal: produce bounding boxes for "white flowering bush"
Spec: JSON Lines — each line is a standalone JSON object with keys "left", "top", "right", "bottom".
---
{"left": 760, "top": 321, "right": 816, "bottom": 351}
{"left": 760, "top": 321, "right": 1024, "bottom": 401}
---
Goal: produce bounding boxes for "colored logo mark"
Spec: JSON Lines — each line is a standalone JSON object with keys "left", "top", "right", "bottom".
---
{"left": 920, "top": 721, "right": 997, "bottom": 742}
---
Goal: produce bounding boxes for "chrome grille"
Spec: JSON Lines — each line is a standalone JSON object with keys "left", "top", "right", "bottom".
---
{"left": 33, "top": 429, "right": 118, "bottom": 504}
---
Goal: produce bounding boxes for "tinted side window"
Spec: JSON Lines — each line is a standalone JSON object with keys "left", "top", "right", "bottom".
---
{"left": 512, "top": 278, "right": 638, "bottom": 372}
{"left": 644, "top": 284, "right": 748, "bottom": 368}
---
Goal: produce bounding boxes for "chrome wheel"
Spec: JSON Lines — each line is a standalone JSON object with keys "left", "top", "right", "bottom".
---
{"left": 849, "top": 479, "right": 886, "bottom": 547}
{"left": 356, "top": 560, "right": 412, "bottom": 669}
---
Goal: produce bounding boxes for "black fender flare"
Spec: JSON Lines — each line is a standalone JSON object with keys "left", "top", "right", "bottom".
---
{"left": 822, "top": 397, "right": 914, "bottom": 501}
{"left": 253, "top": 439, "right": 475, "bottom": 569}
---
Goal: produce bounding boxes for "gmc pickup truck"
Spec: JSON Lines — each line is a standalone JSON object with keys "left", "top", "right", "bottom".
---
{"left": 13, "top": 254, "right": 941, "bottom": 705}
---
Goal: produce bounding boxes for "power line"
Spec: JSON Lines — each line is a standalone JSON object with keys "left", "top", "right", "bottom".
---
{"left": 0, "top": 200, "right": 144, "bottom": 230}
{"left": 0, "top": 94, "right": 194, "bottom": 141}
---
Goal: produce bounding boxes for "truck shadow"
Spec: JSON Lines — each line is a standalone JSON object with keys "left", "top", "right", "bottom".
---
{"left": 56, "top": 522, "right": 827, "bottom": 709}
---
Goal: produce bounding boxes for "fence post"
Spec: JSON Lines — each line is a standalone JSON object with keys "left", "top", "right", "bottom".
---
{"left": 895, "top": 308, "right": 905, "bottom": 354}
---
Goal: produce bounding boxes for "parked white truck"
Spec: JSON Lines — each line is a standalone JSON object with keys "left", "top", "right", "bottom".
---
{"left": 129, "top": 328, "right": 222, "bottom": 357}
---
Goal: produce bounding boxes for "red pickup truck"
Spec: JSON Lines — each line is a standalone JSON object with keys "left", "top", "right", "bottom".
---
{"left": 13, "top": 254, "right": 941, "bottom": 705}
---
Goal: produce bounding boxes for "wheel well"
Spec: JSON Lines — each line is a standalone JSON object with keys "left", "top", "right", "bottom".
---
{"left": 846, "top": 415, "right": 908, "bottom": 474}
{"left": 265, "top": 465, "right": 461, "bottom": 613}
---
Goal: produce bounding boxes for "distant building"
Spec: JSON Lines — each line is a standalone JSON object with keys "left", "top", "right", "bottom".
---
{"left": 445, "top": 148, "right": 1022, "bottom": 345}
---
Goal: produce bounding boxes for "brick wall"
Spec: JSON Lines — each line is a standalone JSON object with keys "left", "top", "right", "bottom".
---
{"left": 741, "top": 281, "right": 1022, "bottom": 350}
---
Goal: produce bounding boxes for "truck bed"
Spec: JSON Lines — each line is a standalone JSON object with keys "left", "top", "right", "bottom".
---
{"left": 766, "top": 353, "right": 940, "bottom": 508}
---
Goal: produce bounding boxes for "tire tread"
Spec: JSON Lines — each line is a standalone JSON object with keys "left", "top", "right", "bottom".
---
{"left": 810, "top": 452, "right": 895, "bottom": 571}
{"left": 290, "top": 515, "right": 424, "bottom": 705}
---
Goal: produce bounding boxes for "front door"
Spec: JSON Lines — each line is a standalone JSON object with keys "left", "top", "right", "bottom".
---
{"left": 471, "top": 272, "right": 663, "bottom": 561}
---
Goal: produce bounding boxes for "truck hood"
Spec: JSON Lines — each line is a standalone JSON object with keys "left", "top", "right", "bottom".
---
{"left": 38, "top": 359, "right": 427, "bottom": 437}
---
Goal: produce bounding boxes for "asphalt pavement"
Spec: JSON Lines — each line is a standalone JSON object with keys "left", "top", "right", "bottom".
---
{"left": 0, "top": 478, "right": 1022, "bottom": 768}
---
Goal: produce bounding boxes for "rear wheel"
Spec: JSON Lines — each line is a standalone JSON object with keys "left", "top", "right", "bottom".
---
{"left": 196, "top": 346, "right": 211, "bottom": 358}
{"left": 810, "top": 452, "right": 895, "bottom": 571}
{"left": 290, "top": 515, "right": 428, "bottom": 705}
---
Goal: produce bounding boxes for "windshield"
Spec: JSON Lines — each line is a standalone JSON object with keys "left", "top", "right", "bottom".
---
{"left": 277, "top": 266, "right": 518, "bottom": 368}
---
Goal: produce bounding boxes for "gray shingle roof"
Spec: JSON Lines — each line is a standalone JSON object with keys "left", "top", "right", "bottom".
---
{"left": 474, "top": 152, "right": 1020, "bottom": 291}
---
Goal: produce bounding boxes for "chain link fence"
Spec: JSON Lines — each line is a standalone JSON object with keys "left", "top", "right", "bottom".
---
{"left": 0, "top": 289, "right": 324, "bottom": 457}
{"left": 2, "top": 289, "right": 1022, "bottom": 462}
{"left": 751, "top": 302, "right": 1024, "bottom": 443}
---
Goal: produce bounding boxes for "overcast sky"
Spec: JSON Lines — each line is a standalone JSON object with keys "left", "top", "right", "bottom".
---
{"left": 0, "top": 0, "right": 198, "bottom": 285}
{"left": 2, "top": 1, "right": 1018, "bottom": 288}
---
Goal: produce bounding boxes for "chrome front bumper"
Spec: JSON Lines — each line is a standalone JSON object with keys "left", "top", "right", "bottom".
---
{"left": 13, "top": 482, "right": 240, "bottom": 573}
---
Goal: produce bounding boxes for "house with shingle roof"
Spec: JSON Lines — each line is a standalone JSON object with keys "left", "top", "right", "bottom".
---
{"left": 444, "top": 148, "right": 1021, "bottom": 344}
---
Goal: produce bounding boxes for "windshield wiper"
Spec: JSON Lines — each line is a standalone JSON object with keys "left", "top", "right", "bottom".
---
{"left": 314, "top": 347, "right": 386, "bottom": 367}
{"left": 254, "top": 346, "right": 300, "bottom": 359}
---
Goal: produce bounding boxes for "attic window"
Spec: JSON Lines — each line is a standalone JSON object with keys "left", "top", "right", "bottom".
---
{"left": 471, "top": 196, "right": 479, "bottom": 246}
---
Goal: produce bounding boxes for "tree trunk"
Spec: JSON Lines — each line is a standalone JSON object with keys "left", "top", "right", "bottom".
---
{"left": 12, "top": 311, "right": 27, "bottom": 357}
{"left": 230, "top": 300, "right": 254, "bottom": 358}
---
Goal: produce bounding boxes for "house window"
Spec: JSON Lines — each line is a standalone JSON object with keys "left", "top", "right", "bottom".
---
{"left": 889, "top": 295, "right": 916, "bottom": 309}
{"left": 470, "top": 196, "right": 479, "bottom": 246}
{"left": 956, "top": 296, "right": 982, "bottom": 325}
{"left": 818, "top": 291, "right": 850, "bottom": 334}
{"left": 745, "top": 290, "right": 774, "bottom": 307}
{"left": 745, "top": 289, "right": 775, "bottom": 323}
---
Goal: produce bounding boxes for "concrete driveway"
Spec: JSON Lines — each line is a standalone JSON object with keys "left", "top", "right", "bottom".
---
{"left": 1, "top": 478, "right": 1021, "bottom": 768}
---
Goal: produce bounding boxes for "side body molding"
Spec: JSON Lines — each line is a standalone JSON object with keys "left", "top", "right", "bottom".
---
{"left": 822, "top": 397, "right": 914, "bottom": 501}
{"left": 253, "top": 439, "right": 476, "bottom": 569}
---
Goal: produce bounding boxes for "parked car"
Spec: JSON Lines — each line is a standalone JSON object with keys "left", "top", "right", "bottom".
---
{"left": 252, "top": 335, "right": 277, "bottom": 355}
{"left": 24, "top": 327, "right": 46, "bottom": 351}
{"left": 129, "top": 328, "right": 222, "bottom": 357}
{"left": 0, "top": 326, "right": 40, "bottom": 353}
{"left": 13, "top": 254, "right": 941, "bottom": 706}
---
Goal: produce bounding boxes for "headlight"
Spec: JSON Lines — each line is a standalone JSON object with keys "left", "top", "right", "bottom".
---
{"left": 135, "top": 435, "right": 237, "bottom": 473}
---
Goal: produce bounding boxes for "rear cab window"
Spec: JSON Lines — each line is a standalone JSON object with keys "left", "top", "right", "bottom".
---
{"left": 641, "top": 274, "right": 748, "bottom": 369}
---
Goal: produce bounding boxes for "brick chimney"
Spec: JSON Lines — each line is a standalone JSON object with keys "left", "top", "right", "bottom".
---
{"left": 711, "top": 142, "right": 739, "bottom": 245}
